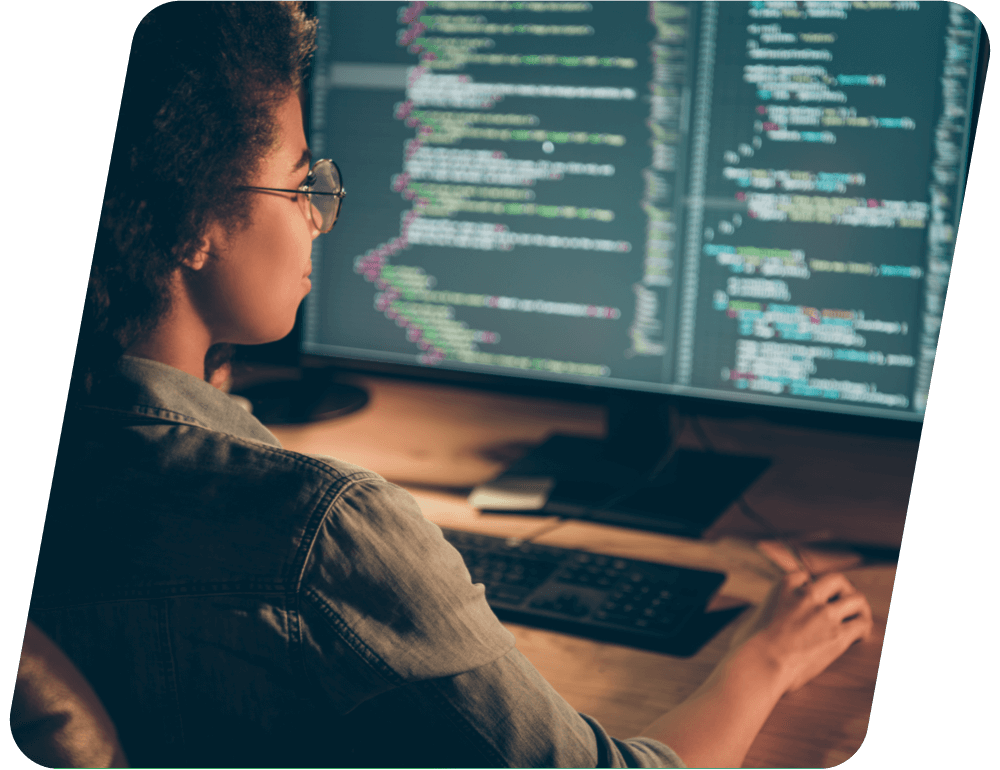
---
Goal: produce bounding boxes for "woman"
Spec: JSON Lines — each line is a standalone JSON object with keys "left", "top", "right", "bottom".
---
{"left": 28, "top": 3, "right": 872, "bottom": 767}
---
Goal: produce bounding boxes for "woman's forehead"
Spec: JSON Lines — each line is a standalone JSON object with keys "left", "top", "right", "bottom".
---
{"left": 268, "top": 94, "right": 310, "bottom": 179}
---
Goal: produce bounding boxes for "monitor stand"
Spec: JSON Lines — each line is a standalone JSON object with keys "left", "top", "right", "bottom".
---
{"left": 471, "top": 392, "right": 770, "bottom": 538}
{"left": 231, "top": 367, "right": 369, "bottom": 425}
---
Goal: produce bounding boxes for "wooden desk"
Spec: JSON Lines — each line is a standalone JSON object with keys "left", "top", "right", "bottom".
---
{"left": 269, "top": 374, "right": 914, "bottom": 768}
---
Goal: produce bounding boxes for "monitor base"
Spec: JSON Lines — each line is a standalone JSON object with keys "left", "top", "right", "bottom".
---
{"left": 473, "top": 434, "right": 770, "bottom": 538}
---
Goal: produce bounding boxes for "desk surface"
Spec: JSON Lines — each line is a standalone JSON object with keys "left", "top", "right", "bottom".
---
{"left": 266, "top": 373, "right": 916, "bottom": 768}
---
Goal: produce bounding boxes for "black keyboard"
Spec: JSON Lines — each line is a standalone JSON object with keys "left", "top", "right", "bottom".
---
{"left": 441, "top": 528, "right": 745, "bottom": 657}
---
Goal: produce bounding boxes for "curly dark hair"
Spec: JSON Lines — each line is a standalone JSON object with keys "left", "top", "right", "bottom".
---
{"left": 74, "top": 1, "right": 316, "bottom": 395}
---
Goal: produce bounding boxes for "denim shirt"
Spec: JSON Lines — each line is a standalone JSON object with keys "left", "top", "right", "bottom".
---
{"left": 29, "top": 356, "right": 684, "bottom": 768}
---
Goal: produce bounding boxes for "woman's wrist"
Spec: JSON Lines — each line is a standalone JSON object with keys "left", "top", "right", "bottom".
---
{"left": 722, "top": 631, "right": 794, "bottom": 701}
{"left": 641, "top": 631, "right": 791, "bottom": 766}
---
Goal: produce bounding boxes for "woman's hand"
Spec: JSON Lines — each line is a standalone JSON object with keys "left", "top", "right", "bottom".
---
{"left": 642, "top": 571, "right": 872, "bottom": 767}
{"left": 642, "top": 570, "right": 873, "bottom": 766}
{"left": 734, "top": 570, "right": 874, "bottom": 693}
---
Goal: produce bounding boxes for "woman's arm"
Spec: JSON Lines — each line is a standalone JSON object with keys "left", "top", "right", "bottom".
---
{"left": 641, "top": 571, "right": 874, "bottom": 768}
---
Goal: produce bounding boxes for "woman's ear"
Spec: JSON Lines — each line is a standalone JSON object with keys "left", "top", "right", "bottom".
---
{"left": 183, "top": 243, "right": 210, "bottom": 271}
{"left": 184, "top": 224, "right": 223, "bottom": 271}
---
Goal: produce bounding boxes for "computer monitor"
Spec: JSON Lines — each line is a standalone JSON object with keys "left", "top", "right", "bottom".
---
{"left": 252, "top": 1, "right": 987, "bottom": 534}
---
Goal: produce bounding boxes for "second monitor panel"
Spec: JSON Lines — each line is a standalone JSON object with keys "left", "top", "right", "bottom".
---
{"left": 304, "top": 1, "right": 981, "bottom": 424}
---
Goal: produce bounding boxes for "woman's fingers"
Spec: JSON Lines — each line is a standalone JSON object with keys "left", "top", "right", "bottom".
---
{"left": 804, "top": 571, "right": 857, "bottom": 602}
{"left": 827, "top": 593, "right": 874, "bottom": 642}
{"left": 825, "top": 590, "right": 868, "bottom": 619}
{"left": 758, "top": 540, "right": 811, "bottom": 573}
{"left": 780, "top": 570, "right": 812, "bottom": 593}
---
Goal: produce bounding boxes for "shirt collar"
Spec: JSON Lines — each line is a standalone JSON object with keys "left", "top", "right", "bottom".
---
{"left": 85, "top": 355, "right": 282, "bottom": 448}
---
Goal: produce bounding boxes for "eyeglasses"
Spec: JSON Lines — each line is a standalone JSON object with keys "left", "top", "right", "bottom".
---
{"left": 239, "top": 158, "right": 345, "bottom": 233}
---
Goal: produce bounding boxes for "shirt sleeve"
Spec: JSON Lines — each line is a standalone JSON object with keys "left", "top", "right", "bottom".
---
{"left": 297, "top": 474, "right": 684, "bottom": 767}
{"left": 409, "top": 647, "right": 686, "bottom": 767}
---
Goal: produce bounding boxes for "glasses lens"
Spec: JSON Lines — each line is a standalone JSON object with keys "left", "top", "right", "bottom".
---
{"left": 308, "top": 159, "right": 343, "bottom": 233}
